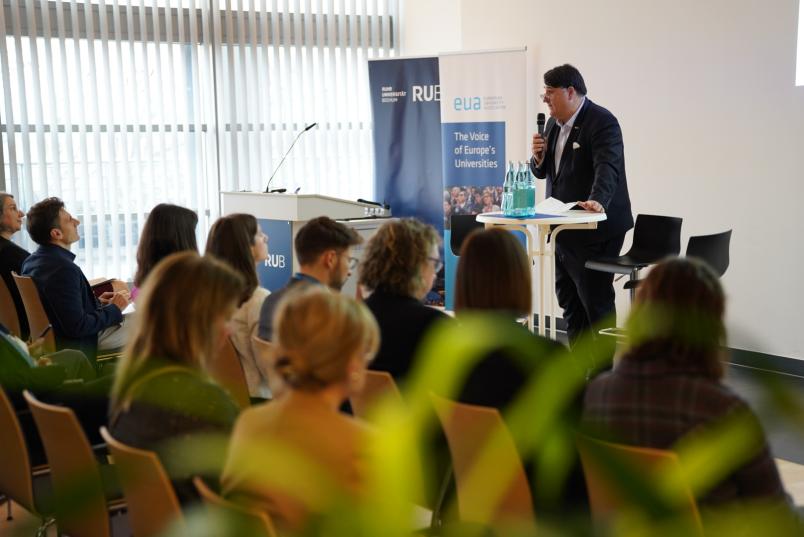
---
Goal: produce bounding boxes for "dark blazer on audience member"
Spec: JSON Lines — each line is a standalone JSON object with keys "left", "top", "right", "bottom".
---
{"left": 582, "top": 355, "right": 787, "bottom": 506}
{"left": 364, "top": 290, "right": 449, "bottom": 383}
{"left": 21, "top": 243, "right": 123, "bottom": 360}
{"left": 0, "top": 236, "right": 31, "bottom": 339}
{"left": 456, "top": 321, "right": 588, "bottom": 518}
{"left": 109, "top": 364, "right": 240, "bottom": 505}
{"left": 257, "top": 274, "right": 321, "bottom": 341}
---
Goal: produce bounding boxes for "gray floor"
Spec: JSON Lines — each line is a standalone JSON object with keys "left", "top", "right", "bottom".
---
{"left": 724, "top": 364, "right": 804, "bottom": 464}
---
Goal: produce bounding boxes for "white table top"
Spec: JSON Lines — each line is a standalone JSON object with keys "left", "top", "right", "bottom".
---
{"left": 476, "top": 210, "right": 607, "bottom": 226}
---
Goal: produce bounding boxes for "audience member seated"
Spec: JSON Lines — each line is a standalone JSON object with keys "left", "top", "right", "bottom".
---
{"left": 109, "top": 252, "right": 244, "bottom": 505}
{"left": 258, "top": 216, "right": 362, "bottom": 341}
{"left": 21, "top": 198, "right": 131, "bottom": 361}
{"left": 451, "top": 228, "right": 586, "bottom": 520}
{"left": 1, "top": 322, "right": 110, "bottom": 464}
{"left": 0, "top": 191, "right": 31, "bottom": 339}
{"left": 132, "top": 203, "right": 198, "bottom": 300}
{"left": 583, "top": 257, "right": 789, "bottom": 508}
{"left": 206, "top": 213, "right": 272, "bottom": 399}
{"left": 222, "top": 286, "right": 379, "bottom": 533}
{"left": 358, "top": 218, "right": 448, "bottom": 383}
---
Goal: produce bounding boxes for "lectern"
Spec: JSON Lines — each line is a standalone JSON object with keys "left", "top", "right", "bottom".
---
{"left": 220, "top": 192, "right": 391, "bottom": 295}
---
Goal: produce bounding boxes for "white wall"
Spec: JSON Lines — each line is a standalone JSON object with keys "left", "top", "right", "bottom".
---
{"left": 402, "top": 0, "right": 804, "bottom": 360}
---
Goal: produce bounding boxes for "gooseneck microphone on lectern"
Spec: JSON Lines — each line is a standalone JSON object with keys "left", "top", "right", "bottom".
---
{"left": 264, "top": 122, "right": 318, "bottom": 193}
{"left": 537, "top": 113, "right": 545, "bottom": 136}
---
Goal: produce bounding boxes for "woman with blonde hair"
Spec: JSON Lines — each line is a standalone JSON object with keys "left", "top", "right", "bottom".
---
{"left": 358, "top": 218, "right": 448, "bottom": 382}
{"left": 222, "top": 285, "right": 379, "bottom": 532}
{"left": 206, "top": 213, "right": 272, "bottom": 398}
{"left": 109, "top": 251, "right": 245, "bottom": 504}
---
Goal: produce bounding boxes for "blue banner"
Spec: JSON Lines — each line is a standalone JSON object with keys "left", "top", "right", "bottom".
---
{"left": 256, "top": 218, "right": 293, "bottom": 292}
{"left": 368, "top": 57, "right": 443, "bottom": 233}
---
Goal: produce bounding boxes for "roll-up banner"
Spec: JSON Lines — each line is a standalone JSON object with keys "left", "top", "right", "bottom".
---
{"left": 368, "top": 56, "right": 445, "bottom": 304}
{"left": 439, "top": 48, "right": 527, "bottom": 309}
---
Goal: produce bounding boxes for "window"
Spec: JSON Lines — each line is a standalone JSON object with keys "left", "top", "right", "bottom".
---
{"left": 1, "top": 0, "right": 398, "bottom": 279}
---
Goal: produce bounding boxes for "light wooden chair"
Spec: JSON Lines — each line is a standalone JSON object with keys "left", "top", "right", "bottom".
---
{"left": 0, "top": 387, "right": 51, "bottom": 525}
{"left": 349, "top": 370, "right": 404, "bottom": 421}
{"left": 23, "top": 391, "right": 126, "bottom": 537}
{"left": 0, "top": 278, "right": 22, "bottom": 337}
{"left": 100, "top": 427, "right": 184, "bottom": 537}
{"left": 11, "top": 272, "right": 55, "bottom": 353}
{"left": 207, "top": 337, "right": 251, "bottom": 408}
{"left": 430, "top": 393, "right": 536, "bottom": 532}
{"left": 193, "top": 476, "right": 277, "bottom": 537}
{"left": 576, "top": 434, "right": 703, "bottom": 536}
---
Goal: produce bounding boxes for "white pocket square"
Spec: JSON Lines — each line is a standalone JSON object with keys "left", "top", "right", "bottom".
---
{"left": 572, "top": 142, "right": 581, "bottom": 150}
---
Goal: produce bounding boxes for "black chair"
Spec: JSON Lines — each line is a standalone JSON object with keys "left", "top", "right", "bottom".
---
{"left": 622, "top": 229, "right": 732, "bottom": 293}
{"left": 685, "top": 230, "right": 731, "bottom": 276}
{"left": 449, "top": 214, "right": 484, "bottom": 256}
{"left": 584, "top": 214, "right": 683, "bottom": 300}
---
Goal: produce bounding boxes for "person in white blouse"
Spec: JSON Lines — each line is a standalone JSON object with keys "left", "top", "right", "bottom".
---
{"left": 206, "top": 213, "right": 272, "bottom": 398}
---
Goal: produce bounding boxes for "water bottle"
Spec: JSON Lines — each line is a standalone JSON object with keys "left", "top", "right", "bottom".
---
{"left": 502, "top": 161, "right": 515, "bottom": 216}
{"left": 521, "top": 161, "right": 536, "bottom": 216}
{"left": 512, "top": 162, "right": 525, "bottom": 216}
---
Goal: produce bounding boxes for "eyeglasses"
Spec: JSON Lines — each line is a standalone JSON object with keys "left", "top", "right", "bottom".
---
{"left": 428, "top": 256, "right": 444, "bottom": 272}
{"left": 540, "top": 86, "right": 567, "bottom": 101}
{"left": 348, "top": 256, "right": 359, "bottom": 270}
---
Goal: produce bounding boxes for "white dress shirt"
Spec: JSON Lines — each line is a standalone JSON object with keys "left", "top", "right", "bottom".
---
{"left": 554, "top": 96, "right": 585, "bottom": 175}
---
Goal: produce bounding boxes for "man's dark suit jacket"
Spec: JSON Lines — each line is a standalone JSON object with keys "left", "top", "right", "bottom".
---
{"left": 0, "top": 236, "right": 31, "bottom": 339}
{"left": 530, "top": 98, "right": 633, "bottom": 245}
{"left": 257, "top": 273, "right": 321, "bottom": 341}
{"left": 21, "top": 244, "right": 122, "bottom": 359}
{"left": 364, "top": 290, "right": 449, "bottom": 383}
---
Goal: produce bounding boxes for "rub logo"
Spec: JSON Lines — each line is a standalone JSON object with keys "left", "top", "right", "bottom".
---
{"left": 411, "top": 85, "right": 440, "bottom": 102}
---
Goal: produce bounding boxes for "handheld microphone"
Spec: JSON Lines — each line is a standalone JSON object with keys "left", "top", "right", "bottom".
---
{"left": 537, "top": 113, "right": 545, "bottom": 136}
{"left": 265, "top": 122, "right": 318, "bottom": 193}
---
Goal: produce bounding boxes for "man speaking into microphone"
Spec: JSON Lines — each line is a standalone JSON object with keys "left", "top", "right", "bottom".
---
{"left": 530, "top": 64, "right": 633, "bottom": 349}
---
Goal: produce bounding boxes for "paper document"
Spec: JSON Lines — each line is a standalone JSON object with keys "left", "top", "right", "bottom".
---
{"left": 534, "top": 197, "right": 579, "bottom": 215}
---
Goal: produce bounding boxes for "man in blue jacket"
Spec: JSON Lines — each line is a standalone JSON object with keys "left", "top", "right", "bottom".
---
{"left": 21, "top": 198, "right": 130, "bottom": 362}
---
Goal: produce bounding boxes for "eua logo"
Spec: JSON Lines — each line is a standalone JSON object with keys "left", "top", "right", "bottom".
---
{"left": 453, "top": 96, "right": 481, "bottom": 111}
{"left": 264, "top": 254, "right": 286, "bottom": 269}
{"left": 411, "top": 85, "right": 440, "bottom": 102}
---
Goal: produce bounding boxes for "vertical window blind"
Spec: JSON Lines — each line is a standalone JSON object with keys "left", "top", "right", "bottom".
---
{"left": 0, "top": 0, "right": 398, "bottom": 280}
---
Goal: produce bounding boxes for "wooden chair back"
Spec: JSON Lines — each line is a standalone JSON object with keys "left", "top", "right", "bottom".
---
{"left": 23, "top": 390, "right": 114, "bottom": 537}
{"left": 576, "top": 434, "right": 703, "bottom": 536}
{"left": 0, "top": 387, "right": 37, "bottom": 514}
{"left": 193, "top": 476, "right": 277, "bottom": 537}
{"left": 349, "top": 370, "right": 403, "bottom": 421}
{"left": 100, "top": 427, "right": 184, "bottom": 537}
{"left": 430, "top": 393, "right": 536, "bottom": 531}
{"left": 11, "top": 272, "right": 55, "bottom": 352}
{"left": 0, "top": 278, "right": 22, "bottom": 337}
{"left": 208, "top": 337, "right": 251, "bottom": 408}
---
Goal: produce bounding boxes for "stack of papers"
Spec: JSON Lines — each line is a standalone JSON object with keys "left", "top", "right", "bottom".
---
{"left": 534, "top": 197, "right": 580, "bottom": 215}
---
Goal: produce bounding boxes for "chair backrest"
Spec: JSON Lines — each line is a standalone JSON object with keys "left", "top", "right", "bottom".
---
{"left": 430, "top": 393, "right": 536, "bottom": 531}
{"left": 0, "top": 278, "right": 22, "bottom": 337}
{"left": 11, "top": 272, "right": 55, "bottom": 352}
{"left": 193, "top": 476, "right": 277, "bottom": 537}
{"left": 627, "top": 214, "right": 683, "bottom": 262}
{"left": 0, "top": 387, "right": 37, "bottom": 514}
{"left": 576, "top": 434, "right": 703, "bottom": 535}
{"left": 449, "top": 215, "right": 484, "bottom": 256}
{"left": 208, "top": 337, "right": 251, "bottom": 409}
{"left": 349, "top": 370, "right": 404, "bottom": 421}
{"left": 686, "top": 230, "right": 731, "bottom": 277}
{"left": 100, "top": 427, "right": 184, "bottom": 537}
{"left": 23, "top": 390, "right": 113, "bottom": 537}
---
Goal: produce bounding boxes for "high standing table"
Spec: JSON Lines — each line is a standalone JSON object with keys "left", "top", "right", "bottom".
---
{"left": 475, "top": 211, "right": 607, "bottom": 339}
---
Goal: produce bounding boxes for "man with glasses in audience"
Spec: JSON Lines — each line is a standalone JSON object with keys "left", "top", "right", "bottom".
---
{"left": 21, "top": 198, "right": 131, "bottom": 363}
{"left": 258, "top": 216, "right": 362, "bottom": 341}
{"left": 530, "top": 64, "right": 633, "bottom": 350}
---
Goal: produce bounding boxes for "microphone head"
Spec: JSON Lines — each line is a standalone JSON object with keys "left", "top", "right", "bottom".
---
{"left": 537, "top": 113, "right": 545, "bottom": 135}
{"left": 304, "top": 122, "right": 318, "bottom": 131}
